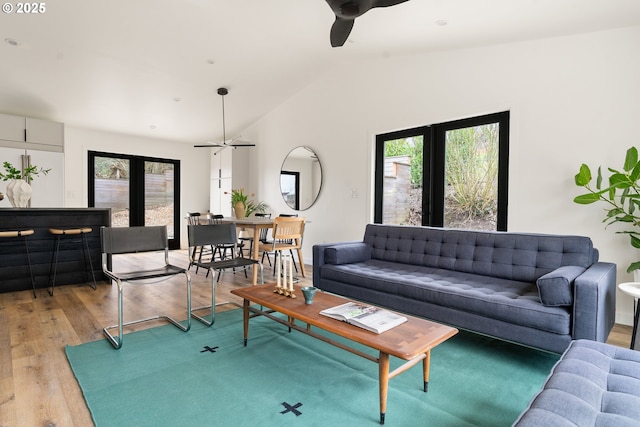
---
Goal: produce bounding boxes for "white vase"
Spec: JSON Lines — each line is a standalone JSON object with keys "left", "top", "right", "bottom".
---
{"left": 6, "top": 179, "right": 32, "bottom": 207}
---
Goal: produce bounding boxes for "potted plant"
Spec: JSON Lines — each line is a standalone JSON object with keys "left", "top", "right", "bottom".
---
{"left": 574, "top": 146, "right": 640, "bottom": 274}
{"left": 0, "top": 161, "right": 50, "bottom": 207}
{"left": 225, "top": 188, "right": 268, "bottom": 218}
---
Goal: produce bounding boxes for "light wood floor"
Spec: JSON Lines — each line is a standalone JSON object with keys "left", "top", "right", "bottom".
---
{"left": 0, "top": 250, "right": 633, "bottom": 426}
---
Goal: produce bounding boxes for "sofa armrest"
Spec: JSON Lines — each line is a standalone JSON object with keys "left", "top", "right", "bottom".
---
{"left": 572, "top": 262, "right": 617, "bottom": 342}
{"left": 313, "top": 242, "right": 370, "bottom": 287}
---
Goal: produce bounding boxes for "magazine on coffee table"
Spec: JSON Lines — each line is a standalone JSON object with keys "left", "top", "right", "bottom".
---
{"left": 320, "top": 302, "right": 407, "bottom": 334}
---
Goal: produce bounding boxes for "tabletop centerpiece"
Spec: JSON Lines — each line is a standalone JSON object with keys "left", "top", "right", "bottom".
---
{"left": 226, "top": 188, "right": 268, "bottom": 218}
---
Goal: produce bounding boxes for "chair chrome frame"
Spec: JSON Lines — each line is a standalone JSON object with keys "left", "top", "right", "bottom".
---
{"left": 101, "top": 226, "right": 191, "bottom": 349}
{"left": 188, "top": 223, "right": 263, "bottom": 327}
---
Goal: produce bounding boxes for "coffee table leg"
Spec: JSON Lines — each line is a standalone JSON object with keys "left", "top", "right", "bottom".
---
{"left": 423, "top": 350, "right": 431, "bottom": 392}
{"left": 379, "top": 352, "right": 389, "bottom": 424}
{"left": 242, "top": 298, "right": 249, "bottom": 346}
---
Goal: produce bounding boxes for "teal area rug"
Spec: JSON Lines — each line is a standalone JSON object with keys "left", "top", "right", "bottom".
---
{"left": 66, "top": 309, "right": 559, "bottom": 426}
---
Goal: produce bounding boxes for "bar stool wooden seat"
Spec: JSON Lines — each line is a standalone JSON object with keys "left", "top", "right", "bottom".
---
{"left": 48, "top": 227, "right": 97, "bottom": 295}
{"left": 0, "top": 229, "right": 36, "bottom": 298}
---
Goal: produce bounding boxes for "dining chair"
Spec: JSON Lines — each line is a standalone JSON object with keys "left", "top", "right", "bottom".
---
{"left": 239, "top": 212, "right": 271, "bottom": 261}
{"left": 258, "top": 216, "right": 306, "bottom": 278}
{"left": 209, "top": 214, "right": 247, "bottom": 279}
{"left": 187, "top": 212, "right": 214, "bottom": 274}
{"left": 277, "top": 213, "right": 300, "bottom": 273}
{"left": 188, "top": 223, "right": 263, "bottom": 326}
{"left": 100, "top": 225, "right": 191, "bottom": 349}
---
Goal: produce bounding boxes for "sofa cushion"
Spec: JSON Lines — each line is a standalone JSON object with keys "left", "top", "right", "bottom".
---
{"left": 514, "top": 340, "right": 640, "bottom": 427}
{"left": 319, "top": 259, "right": 571, "bottom": 335}
{"left": 536, "top": 266, "right": 586, "bottom": 307}
{"left": 325, "top": 243, "right": 372, "bottom": 265}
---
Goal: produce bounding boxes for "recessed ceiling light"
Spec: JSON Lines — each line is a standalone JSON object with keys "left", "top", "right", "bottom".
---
{"left": 4, "top": 38, "right": 20, "bottom": 47}
{"left": 435, "top": 20, "right": 448, "bottom": 26}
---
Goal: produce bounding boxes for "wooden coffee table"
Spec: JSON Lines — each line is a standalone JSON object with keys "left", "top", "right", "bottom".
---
{"left": 231, "top": 284, "right": 458, "bottom": 424}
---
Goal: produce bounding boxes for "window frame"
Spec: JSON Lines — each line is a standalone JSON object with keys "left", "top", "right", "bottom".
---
{"left": 374, "top": 111, "right": 509, "bottom": 231}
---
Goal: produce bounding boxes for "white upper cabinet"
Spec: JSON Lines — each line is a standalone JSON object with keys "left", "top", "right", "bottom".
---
{"left": 0, "top": 113, "right": 26, "bottom": 141}
{"left": 0, "top": 113, "right": 64, "bottom": 151}
{"left": 25, "top": 117, "right": 64, "bottom": 146}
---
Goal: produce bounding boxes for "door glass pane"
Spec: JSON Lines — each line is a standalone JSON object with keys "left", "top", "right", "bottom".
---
{"left": 144, "top": 161, "right": 175, "bottom": 238}
{"left": 94, "top": 156, "right": 130, "bottom": 227}
{"left": 382, "top": 136, "right": 423, "bottom": 225}
{"left": 444, "top": 123, "right": 499, "bottom": 230}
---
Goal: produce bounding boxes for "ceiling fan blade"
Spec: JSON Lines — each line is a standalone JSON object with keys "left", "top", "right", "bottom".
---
{"left": 330, "top": 17, "right": 355, "bottom": 47}
{"left": 373, "top": 0, "right": 409, "bottom": 8}
{"left": 194, "top": 144, "right": 224, "bottom": 148}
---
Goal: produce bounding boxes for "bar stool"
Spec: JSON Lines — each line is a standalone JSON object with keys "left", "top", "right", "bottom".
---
{"left": 0, "top": 229, "right": 36, "bottom": 298}
{"left": 48, "top": 227, "right": 97, "bottom": 296}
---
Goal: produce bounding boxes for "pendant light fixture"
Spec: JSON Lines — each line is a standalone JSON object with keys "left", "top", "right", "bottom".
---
{"left": 193, "top": 87, "right": 255, "bottom": 152}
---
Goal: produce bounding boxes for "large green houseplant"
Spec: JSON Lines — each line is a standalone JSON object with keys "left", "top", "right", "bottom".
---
{"left": 574, "top": 147, "right": 640, "bottom": 273}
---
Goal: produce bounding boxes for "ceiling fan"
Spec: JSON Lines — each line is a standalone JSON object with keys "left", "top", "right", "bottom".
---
{"left": 194, "top": 87, "right": 255, "bottom": 154}
{"left": 325, "top": 0, "right": 410, "bottom": 47}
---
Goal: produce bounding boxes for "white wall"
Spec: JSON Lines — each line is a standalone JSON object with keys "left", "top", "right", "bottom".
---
{"left": 63, "top": 126, "right": 211, "bottom": 247}
{"left": 242, "top": 26, "right": 640, "bottom": 326}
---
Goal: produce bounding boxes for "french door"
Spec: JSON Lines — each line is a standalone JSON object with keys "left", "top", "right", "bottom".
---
{"left": 88, "top": 151, "right": 181, "bottom": 249}
{"left": 375, "top": 112, "right": 509, "bottom": 231}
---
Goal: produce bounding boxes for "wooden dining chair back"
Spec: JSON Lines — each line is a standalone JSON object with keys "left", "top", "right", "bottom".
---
{"left": 100, "top": 225, "right": 191, "bottom": 349}
{"left": 188, "top": 223, "right": 263, "bottom": 326}
{"left": 258, "top": 216, "right": 306, "bottom": 277}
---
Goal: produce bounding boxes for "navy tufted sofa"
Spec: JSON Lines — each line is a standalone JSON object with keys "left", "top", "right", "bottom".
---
{"left": 313, "top": 224, "right": 617, "bottom": 353}
{"left": 514, "top": 340, "right": 640, "bottom": 426}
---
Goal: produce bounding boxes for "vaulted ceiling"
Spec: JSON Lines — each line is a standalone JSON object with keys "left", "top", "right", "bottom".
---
{"left": 1, "top": 0, "right": 639, "bottom": 144}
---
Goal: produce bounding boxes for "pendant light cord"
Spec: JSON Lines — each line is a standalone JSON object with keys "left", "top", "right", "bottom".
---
{"left": 221, "top": 92, "right": 226, "bottom": 144}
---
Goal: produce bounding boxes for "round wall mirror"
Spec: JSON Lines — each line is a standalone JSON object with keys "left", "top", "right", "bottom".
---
{"left": 280, "top": 146, "right": 322, "bottom": 210}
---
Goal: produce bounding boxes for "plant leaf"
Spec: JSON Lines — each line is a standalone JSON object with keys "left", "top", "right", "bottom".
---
{"left": 573, "top": 193, "right": 601, "bottom": 204}
{"left": 574, "top": 164, "right": 592, "bottom": 186}
{"left": 625, "top": 147, "right": 639, "bottom": 172}
{"left": 610, "top": 173, "right": 631, "bottom": 187}
{"left": 596, "top": 166, "right": 602, "bottom": 189}
{"left": 631, "top": 159, "right": 640, "bottom": 182}
{"left": 627, "top": 261, "right": 640, "bottom": 273}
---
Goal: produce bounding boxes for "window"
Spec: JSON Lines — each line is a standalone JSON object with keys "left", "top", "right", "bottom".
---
{"left": 88, "top": 151, "right": 181, "bottom": 249}
{"left": 375, "top": 112, "right": 509, "bottom": 231}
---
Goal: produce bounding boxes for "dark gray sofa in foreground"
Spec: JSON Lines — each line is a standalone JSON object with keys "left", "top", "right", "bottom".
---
{"left": 514, "top": 339, "right": 640, "bottom": 426}
{"left": 313, "top": 224, "right": 617, "bottom": 353}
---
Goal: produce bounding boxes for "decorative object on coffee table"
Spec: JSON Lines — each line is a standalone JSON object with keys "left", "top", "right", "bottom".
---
{"left": 301, "top": 286, "right": 317, "bottom": 304}
{"left": 275, "top": 252, "right": 296, "bottom": 298}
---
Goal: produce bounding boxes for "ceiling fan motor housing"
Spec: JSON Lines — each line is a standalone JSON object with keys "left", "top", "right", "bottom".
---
{"left": 339, "top": 2, "right": 361, "bottom": 17}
